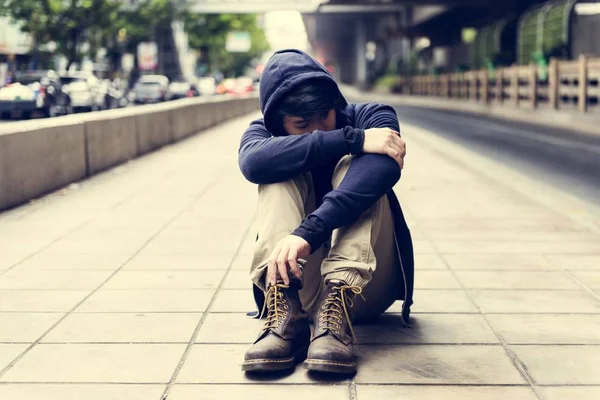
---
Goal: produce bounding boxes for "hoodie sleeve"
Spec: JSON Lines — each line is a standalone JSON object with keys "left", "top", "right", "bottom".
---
{"left": 292, "top": 103, "right": 402, "bottom": 252}
{"left": 238, "top": 118, "right": 365, "bottom": 184}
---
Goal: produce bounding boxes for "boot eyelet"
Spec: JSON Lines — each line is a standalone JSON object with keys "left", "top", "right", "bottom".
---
{"left": 319, "top": 328, "right": 324, "bottom": 332}
{"left": 335, "top": 330, "right": 339, "bottom": 334}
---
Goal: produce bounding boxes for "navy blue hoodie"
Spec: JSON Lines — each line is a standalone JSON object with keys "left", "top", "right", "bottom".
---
{"left": 238, "top": 49, "right": 414, "bottom": 323}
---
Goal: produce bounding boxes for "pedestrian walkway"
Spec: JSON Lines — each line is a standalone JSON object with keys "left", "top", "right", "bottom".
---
{"left": 0, "top": 111, "right": 599, "bottom": 400}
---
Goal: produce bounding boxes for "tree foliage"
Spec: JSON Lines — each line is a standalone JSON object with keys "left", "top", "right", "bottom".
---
{"left": 185, "top": 13, "right": 269, "bottom": 77}
{"left": 0, "top": 0, "right": 121, "bottom": 68}
{"left": 1, "top": 0, "right": 269, "bottom": 78}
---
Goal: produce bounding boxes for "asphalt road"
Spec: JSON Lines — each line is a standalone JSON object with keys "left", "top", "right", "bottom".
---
{"left": 392, "top": 105, "right": 600, "bottom": 209}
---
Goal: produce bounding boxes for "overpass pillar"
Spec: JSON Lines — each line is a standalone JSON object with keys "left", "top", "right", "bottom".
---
{"left": 355, "top": 17, "right": 368, "bottom": 89}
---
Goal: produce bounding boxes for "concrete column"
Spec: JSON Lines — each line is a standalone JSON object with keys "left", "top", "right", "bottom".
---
{"left": 355, "top": 17, "right": 367, "bottom": 89}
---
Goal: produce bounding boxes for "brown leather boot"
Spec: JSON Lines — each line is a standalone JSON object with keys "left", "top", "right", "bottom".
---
{"left": 305, "top": 281, "right": 363, "bottom": 374}
{"left": 242, "top": 278, "right": 310, "bottom": 372}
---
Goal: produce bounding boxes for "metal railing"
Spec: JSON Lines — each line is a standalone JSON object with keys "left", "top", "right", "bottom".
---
{"left": 408, "top": 55, "right": 600, "bottom": 113}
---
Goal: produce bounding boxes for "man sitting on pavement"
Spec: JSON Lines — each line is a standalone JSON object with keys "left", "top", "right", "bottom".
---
{"left": 238, "top": 49, "right": 415, "bottom": 374}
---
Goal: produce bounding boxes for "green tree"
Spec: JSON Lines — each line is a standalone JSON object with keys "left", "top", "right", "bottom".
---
{"left": 0, "top": 0, "right": 121, "bottom": 69}
{"left": 186, "top": 13, "right": 269, "bottom": 77}
{"left": 101, "top": 0, "right": 188, "bottom": 77}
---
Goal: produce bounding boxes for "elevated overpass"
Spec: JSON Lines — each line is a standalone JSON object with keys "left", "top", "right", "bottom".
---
{"left": 187, "top": 0, "right": 538, "bottom": 87}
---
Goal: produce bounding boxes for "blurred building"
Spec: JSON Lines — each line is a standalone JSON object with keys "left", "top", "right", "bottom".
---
{"left": 0, "top": 17, "right": 33, "bottom": 84}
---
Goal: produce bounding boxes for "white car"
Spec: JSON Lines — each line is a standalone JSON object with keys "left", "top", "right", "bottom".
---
{"left": 168, "top": 76, "right": 199, "bottom": 100}
{"left": 133, "top": 75, "right": 169, "bottom": 104}
{"left": 197, "top": 77, "right": 217, "bottom": 96}
{"left": 60, "top": 74, "right": 105, "bottom": 112}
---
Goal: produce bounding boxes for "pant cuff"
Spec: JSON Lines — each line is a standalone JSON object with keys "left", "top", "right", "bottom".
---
{"left": 325, "top": 269, "right": 369, "bottom": 289}
{"left": 250, "top": 267, "right": 268, "bottom": 293}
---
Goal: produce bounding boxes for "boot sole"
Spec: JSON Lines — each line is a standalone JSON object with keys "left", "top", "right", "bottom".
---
{"left": 242, "top": 346, "right": 308, "bottom": 373}
{"left": 305, "top": 358, "right": 356, "bottom": 374}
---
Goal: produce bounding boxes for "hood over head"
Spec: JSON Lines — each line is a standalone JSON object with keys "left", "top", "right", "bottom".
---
{"left": 259, "top": 49, "right": 347, "bottom": 136}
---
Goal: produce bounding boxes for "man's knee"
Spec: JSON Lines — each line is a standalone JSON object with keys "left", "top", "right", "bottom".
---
{"left": 332, "top": 155, "right": 353, "bottom": 189}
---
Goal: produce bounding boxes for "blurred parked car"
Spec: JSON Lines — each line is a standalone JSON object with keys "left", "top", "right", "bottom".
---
{"left": 216, "top": 78, "right": 236, "bottom": 95}
{"left": 196, "top": 77, "right": 217, "bottom": 96}
{"left": 0, "top": 70, "right": 71, "bottom": 119}
{"left": 60, "top": 73, "right": 105, "bottom": 112}
{"left": 133, "top": 75, "right": 169, "bottom": 104}
{"left": 217, "top": 76, "right": 255, "bottom": 96}
{"left": 168, "top": 76, "right": 199, "bottom": 100}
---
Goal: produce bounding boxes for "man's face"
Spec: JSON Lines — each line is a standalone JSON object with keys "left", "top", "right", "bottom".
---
{"left": 282, "top": 109, "right": 336, "bottom": 135}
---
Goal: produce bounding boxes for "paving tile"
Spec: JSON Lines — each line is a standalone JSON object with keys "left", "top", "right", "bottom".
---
{"left": 0, "top": 270, "right": 112, "bottom": 290}
{"left": 541, "top": 387, "right": 600, "bottom": 400}
{"left": 414, "top": 271, "right": 461, "bottom": 289}
{"left": 169, "top": 384, "right": 349, "bottom": 400}
{"left": 211, "top": 289, "right": 257, "bottom": 313}
{"left": 102, "top": 270, "right": 225, "bottom": 290}
{"left": 222, "top": 271, "right": 251, "bottom": 289}
{"left": 487, "top": 314, "right": 600, "bottom": 344}
{"left": 0, "top": 345, "right": 28, "bottom": 370}
{"left": 155, "top": 226, "right": 248, "bottom": 243}
{"left": 43, "top": 313, "right": 202, "bottom": 343}
{"left": 425, "top": 230, "right": 598, "bottom": 242}
{"left": 444, "top": 254, "right": 552, "bottom": 270}
{"left": 196, "top": 313, "right": 261, "bottom": 343}
{"left": 16, "top": 252, "right": 130, "bottom": 270}
{"left": 571, "top": 271, "right": 600, "bottom": 289}
{"left": 231, "top": 254, "right": 253, "bottom": 271}
{"left": 0, "top": 314, "right": 64, "bottom": 342}
{"left": 546, "top": 255, "right": 600, "bottom": 270}
{"left": 435, "top": 241, "right": 600, "bottom": 254}
{"left": 356, "top": 386, "right": 537, "bottom": 400}
{"left": 0, "top": 384, "right": 165, "bottom": 399}
{"left": 453, "top": 271, "right": 579, "bottom": 290}
{"left": 140, "top": 237, "right": 239, "bottom": 256}
{"left": 513, "top": 345, "right": 600, "bottom": 384}
{"left": 0, "top": 252, "right": 32, "bottom": 271}
{"left": 176, "top": 344, "right": 348, "bottom": 384}
{"left": 412, "top": 240, "right": 437, "bottom": 254}
{"left": 355, "top": 345, "right": 525, "bottom": 384}
{"left": 355, "top": 314, "right": 498, "bottom": 344}
{"left": 42, "top": 239, "right": 144, "bottom": 255}
{"left": 470, "top": 290, "right": 600, "bottom": 313}
{"left": 123, "top": 254, "right": 232, "bottom": 270}
{"left": 386, "top": 290, "right": 477, "bottom": 313}
{"left": 0, "top": 290, "right": 89, "bottom": 312}
{"left": 414, "top": 254, "right": 448, "bottom": 270}
{"left": 76, "top": 290, "right": 214, "bottom": 313}
{"left": 0, "top": 344, "right": 185, "bottom": 383}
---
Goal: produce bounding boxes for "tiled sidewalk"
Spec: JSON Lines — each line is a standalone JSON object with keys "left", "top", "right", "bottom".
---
{"left": 0, "top": 112, "right": 599, "bottom": 399}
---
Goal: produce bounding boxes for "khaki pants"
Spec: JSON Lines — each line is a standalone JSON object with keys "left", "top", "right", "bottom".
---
{"left": 250, "top": 155, "right": 402, "bottom": 323}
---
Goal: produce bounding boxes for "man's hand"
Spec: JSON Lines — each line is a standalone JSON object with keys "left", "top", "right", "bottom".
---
{"left": 363, "top": 127, "right": 406, "bottom": 168}
{"left": 267, "top": 235, "right": 311, "bottom": 286}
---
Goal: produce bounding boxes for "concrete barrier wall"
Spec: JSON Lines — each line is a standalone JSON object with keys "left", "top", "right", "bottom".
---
{"left": 136, "top": 109, "right": 173, "bottom": 155}
{"left": 0, "top": 120, "right": 87, "bottom": 209}
{"left": 0, "top": 94, "right": 259, "bottom": 211}
{"left": 85, "top": 112, "right": 138, "bottom": 175}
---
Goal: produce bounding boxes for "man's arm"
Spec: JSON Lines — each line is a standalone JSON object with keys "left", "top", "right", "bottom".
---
{"left": 238, "top": 119, "right": 364, "bottom": 184}
{"left": 292, "top": 103, "right": 403, "bottom": 252}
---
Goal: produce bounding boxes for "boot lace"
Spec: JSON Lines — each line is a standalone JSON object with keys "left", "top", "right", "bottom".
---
{"left": 318, "top": 285, "right": 364, "bottom": 343}
{"left": 259, "top": 284, "right": 290, "bottom": 331}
